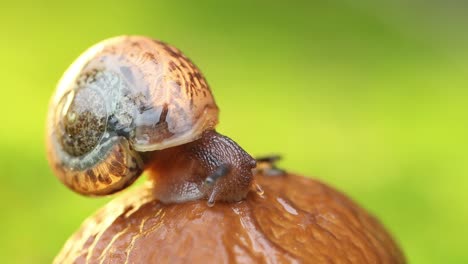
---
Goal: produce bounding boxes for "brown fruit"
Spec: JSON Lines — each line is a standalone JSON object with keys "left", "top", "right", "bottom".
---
{"left": 54, "top": 173, "right": 405, "bottom": 263}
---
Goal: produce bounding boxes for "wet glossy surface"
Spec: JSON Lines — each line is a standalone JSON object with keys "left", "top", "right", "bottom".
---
{"left": 55, "top": 174, "right": 405, "bottom": 264}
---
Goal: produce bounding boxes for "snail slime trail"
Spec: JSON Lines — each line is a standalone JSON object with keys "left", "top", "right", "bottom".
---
{"left": 46, "top": 36, "right": 257, "bottom": 205}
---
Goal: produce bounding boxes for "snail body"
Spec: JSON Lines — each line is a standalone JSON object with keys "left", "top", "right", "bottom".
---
{"left": 46, "top": 36, "right": 255, "bottom": 204}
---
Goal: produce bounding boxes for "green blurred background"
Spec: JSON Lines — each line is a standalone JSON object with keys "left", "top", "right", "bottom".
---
{"left": 1, "top": 0, "right": 467, "bottom": 263}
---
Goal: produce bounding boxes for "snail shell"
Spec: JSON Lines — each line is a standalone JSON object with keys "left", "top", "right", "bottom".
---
{"left": 46, "top": 36, "right": 219, "bottom": 195}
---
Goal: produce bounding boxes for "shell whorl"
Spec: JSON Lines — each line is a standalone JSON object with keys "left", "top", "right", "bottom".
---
{"left": 46, "top": 36, "right": 219, "bottom": 195}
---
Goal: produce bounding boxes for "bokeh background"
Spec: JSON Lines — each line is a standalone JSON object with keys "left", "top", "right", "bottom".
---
{"left": 1, "top": 0, "right": 467, "bottom": 263}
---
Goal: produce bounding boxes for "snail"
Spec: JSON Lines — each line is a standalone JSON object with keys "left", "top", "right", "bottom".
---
{"left": 46, "top": 36, "right": 260, "bottom": 206}
{"left": 48, "top": 36, "right": 406, "bottom": 264}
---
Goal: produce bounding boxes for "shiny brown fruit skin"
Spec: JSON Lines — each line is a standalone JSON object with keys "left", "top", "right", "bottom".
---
{"left": 55, "top": 173, "right": 405, "bottom": 264}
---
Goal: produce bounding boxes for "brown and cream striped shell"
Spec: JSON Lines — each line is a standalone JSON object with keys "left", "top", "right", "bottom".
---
{"left": 46, "top": 36, "right": 219, "bottom": 196}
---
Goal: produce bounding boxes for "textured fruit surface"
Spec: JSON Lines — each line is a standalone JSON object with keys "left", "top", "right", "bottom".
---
{"left": 55, "top": 173, "right": 405, "bottom": 264}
